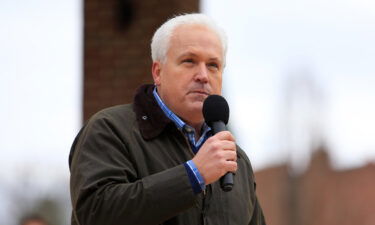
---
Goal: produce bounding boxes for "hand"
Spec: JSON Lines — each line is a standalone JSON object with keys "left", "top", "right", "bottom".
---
{"left": 192, "top": 131, "right": 237, "bottom": 185}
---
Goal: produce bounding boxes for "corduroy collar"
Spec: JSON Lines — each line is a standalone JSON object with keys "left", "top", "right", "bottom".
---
{"left": 133, "top": 84, "right": 174, "bottom": 140}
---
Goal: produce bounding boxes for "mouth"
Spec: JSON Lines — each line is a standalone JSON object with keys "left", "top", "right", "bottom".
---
{"left": 188, "top": 90, "right": 210, "bottom": 96}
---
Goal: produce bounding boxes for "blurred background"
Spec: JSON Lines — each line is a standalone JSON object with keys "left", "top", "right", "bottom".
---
{"left": 1, "top": 0, "right": 374, "bottom": 225}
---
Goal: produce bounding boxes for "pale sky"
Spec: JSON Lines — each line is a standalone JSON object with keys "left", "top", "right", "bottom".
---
{"left": 0, "top": 1, "right": 80, "bottom": 224}
{"left": 0, "top": 0, "right": 81, "bottom": 188}
{"left": 202, "top": 0, "right": 375, "bottom": 171}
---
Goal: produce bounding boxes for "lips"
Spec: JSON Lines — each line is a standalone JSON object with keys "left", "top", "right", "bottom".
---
{"left": 188, "top": 90, "right": 210, "bottom": 96}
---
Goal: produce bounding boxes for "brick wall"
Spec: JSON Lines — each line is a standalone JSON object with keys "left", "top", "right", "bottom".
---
{"left": 255, "top": 149, "right": 375, "bottom": 225}
{"left": 83, "top": 0, "right": 199, "bottom": 121}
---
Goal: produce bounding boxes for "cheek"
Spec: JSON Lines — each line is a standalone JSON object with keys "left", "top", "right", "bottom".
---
{"left": 161, "top": 66, "right": 186, "bottom": 87}
{"left": 211, "top": 75, "right": 223, "bottom": 93}
{"left": 162, "top": 76, "right": 187, "bottom": 97}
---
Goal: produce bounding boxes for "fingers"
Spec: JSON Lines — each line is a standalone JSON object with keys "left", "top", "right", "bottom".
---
{"left": 216, "top": 149, "right": 237, "bottom": 162}
{"left": 207, "top": 131, "right": 236, "bottom": 150}
{"left": 213, "top": 131, "right": 235, "bottom": 142}
{"left": 220, "top": 140, "right": 236, "bottom": 151}
{"left": 226, "top": 160, "right": 238, "bottom": 173}
{"left": 192, "top": 131, "right": 238, "bottom": 184}
{"left": 205, "top": 131, "right": 237, "bottom": 158}
{"left": 207, "top": 138, "right": 238, "bottom": 171}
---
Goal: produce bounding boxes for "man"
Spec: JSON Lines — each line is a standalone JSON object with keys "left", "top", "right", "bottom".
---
{"left": 69, "top": 13, "right": 266, "bottom": 225}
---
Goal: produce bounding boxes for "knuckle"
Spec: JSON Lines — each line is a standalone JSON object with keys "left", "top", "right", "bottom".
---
{"left": 206, "top": 137, "right": 214, "bottom": 144}
{"left": 224, "top": 130, "right": 230, "bottom": 134}
{"left": 223, "top": 131, "right": 231, "bottom": 138}
{"left": 215, "top": 151, "right": 224, "bottom": 160}
{"left": 212, "top": 142, "right": 221, "bottom": 151}
{"left": 220, "top": 159, "right": 227, "bottom": 168}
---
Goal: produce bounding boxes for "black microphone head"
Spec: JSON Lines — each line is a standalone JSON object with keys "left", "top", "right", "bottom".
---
{"left": 203, "top": 95, "right": 230, "bottom": 126}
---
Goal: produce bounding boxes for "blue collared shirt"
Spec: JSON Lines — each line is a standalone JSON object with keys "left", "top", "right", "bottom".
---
{"left": 153, "top": 87, "right": 210, "bottom": 194}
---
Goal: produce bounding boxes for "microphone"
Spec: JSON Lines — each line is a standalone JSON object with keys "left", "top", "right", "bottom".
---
{"left": 203, "top": 95, "right": 233, "bottom": 192}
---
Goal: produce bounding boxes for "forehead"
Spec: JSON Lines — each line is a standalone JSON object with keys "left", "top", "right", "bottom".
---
{"left": 168, "top": 24, "right": 223, "bottom": 61}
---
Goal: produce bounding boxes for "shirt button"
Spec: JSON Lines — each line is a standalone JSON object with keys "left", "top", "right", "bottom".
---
{"left": 142, "top": 115, "right": 148, "bottom": 120}
{"left": 185, "top": 127, "right": 193, "bottom": 132}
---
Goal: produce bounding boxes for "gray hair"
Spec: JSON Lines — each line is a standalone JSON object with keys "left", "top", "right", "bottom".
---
{"left": 151, "top": 13, "right": 227, "bottom": 66}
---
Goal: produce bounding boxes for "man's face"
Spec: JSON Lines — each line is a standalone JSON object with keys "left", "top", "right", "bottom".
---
{"left": 152, "top": 24, "right": 224, "bottom": 125}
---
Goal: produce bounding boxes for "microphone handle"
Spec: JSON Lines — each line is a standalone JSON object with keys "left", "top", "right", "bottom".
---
{"left": 221, "top": 172, "right": 234, "bottom": 192}
{"left": 211, "top": 122, "right": 234, "bottom": 192}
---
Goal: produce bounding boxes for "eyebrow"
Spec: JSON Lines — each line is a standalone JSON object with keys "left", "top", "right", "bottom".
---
{"left": 178, "top": 52, "right": 221, "bottom": 62}
{"left": 178, "top": 52, "right": 197, "bottom": 59}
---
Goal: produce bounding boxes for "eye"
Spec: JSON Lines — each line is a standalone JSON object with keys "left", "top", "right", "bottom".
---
{"left": 207, "top": 62, "right": 219, "bottom": 69}
{"left": 182, "top": 58, "right": 194, "bottom": 64}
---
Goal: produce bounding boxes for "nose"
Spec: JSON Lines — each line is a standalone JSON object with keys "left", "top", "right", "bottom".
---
{"left": 194, "top": 62, "right": 209, "bottom": 83}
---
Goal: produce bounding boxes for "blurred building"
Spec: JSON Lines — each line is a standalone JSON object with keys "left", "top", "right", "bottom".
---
{"left": 83, "top": 0, "right": 199, "bottom": 121}
{"left": 255, "top": 147, "right": 375, "bottom": 225}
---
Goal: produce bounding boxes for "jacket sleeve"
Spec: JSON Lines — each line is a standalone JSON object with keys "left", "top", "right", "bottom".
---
{"left": 69, "top": 114, "right": 197, "bottom": 225}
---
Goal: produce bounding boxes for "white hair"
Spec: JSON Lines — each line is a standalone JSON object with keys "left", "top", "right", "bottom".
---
{"left": 151, "top": 13, "right": 227, "bottom": 66}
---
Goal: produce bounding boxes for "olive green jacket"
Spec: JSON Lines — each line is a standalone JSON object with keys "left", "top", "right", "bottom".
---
{"left": 69, "top": 84, "right": 266, "bottom": 225}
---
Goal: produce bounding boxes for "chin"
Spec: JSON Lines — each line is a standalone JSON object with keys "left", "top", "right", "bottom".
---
{"left": 190, "top": 104, "right": 204, "bottom": 119}
{"left": 190, "top": 101, "right": 204, "bottom": 111}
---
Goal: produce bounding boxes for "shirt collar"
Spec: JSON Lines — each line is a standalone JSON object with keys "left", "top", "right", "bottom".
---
{"left": 152, "top": 87, "right": 211, "bottom": 150}
{"left": 153, "top": 87, "right": 185, "bottom": 130}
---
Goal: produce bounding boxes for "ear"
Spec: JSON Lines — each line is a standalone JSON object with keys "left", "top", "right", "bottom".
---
{"left": 152, "top": 61, "right": 162, "bottom": 86}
